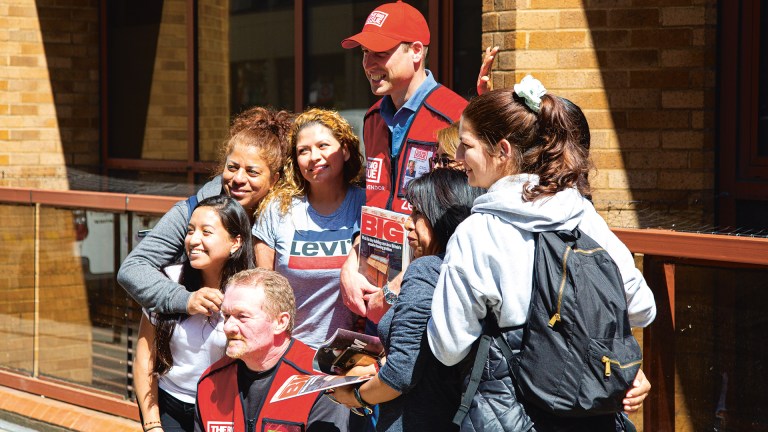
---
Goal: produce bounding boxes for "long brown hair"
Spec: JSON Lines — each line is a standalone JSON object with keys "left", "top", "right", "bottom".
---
{"left": 461, "top": 89, "right": 593, "bottom": 201}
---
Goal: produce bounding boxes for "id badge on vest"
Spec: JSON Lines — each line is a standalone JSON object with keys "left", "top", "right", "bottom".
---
{"left": 397, "top": 141, "right": 435, "bottom": 199}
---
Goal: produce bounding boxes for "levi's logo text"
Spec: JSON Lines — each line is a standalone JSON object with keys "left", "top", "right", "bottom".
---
{"left": 366, "top": 11, "right": 388, "bottom": 27}
{"left": 366, "top": 157, "right": 383, "bottom": 184}
{"left": 206, "top": 421, "right": 234, "bottom": 432}
{"left": 361, "top": 212, "right": 404, "bottom": 243}
{"left": 288, "top": 229, "right": 354, "bottom": 270}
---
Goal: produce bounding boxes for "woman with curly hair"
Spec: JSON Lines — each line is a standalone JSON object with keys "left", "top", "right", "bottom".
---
{"left": 253, "top": 108, "right": 366, "bottom": 348}
{"left": 118, "top": 106, "right": 292, "bottom": 319}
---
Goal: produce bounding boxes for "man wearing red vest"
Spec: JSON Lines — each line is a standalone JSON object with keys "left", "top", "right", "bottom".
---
{"left": 339, "top": 1, "right": 468, "bottom": 321}
{"left": 194, "top": 269, "right": 361, "bottom": 432}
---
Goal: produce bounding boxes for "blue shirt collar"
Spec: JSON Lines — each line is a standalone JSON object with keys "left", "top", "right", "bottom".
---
{"left": 380, "top": 70, "right": 439, "bottom": 126}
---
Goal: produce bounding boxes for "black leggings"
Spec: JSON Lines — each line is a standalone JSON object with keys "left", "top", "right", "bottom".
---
{"left": 157, "top": 387, "right": 196, "bottom": 432}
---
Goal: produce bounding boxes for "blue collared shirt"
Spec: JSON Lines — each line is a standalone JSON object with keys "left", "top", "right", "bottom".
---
{"left": 379, "top": 70, "right": 439, "bottom": 157}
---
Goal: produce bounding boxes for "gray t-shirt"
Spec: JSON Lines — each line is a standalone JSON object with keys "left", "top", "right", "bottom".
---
{"left": 253, "top": 187, "right": 365, "bottom": 348}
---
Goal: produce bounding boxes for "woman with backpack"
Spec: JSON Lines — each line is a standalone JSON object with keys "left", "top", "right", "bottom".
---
{"left": 134, "top": 195, "right": 255, "bottom": 431}
{"left": 426, "top": 77, "right": 657, "bottom": 431}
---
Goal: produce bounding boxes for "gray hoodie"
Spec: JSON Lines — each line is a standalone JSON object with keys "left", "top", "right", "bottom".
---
{"left": 428, "top": 174, "right": 657, "bottom": 366}
{"left": 117, "top": 176, "right": 224, "bottom": 313}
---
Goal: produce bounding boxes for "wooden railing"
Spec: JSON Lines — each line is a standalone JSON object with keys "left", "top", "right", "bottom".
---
{"left": 1, "top": 186, "right": 768, "bottom": 430}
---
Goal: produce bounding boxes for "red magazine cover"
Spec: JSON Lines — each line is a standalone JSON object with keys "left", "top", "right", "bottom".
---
{"left": 358, "top": 206, "right": 412, "bottom": 288}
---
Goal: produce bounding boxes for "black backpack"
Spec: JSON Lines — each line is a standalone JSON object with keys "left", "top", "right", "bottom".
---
{"left": 455, "top": 228, "right": 642, "bottom": 426}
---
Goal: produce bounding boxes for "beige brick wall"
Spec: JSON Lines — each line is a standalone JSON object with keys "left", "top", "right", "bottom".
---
{"left": 199, "top": 1, "right": 230, "bottom": 163}
{"left": 482, "top": 0, "right": 718, "bottom": 230}
{"left": 141, "top": 0, "right": 190, "bottom": 161}
{"left": 0, "top": 0, "right": 100, "bottom": 189}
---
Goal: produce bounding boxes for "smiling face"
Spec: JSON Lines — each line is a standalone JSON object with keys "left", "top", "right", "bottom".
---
{"left": 362, "top": 43, "right": 422, "bottom": 107}
{"left": 405, "top": 209, "right": 437, "bottom": 259}
{"left": 456, "top": 118, "right": 508, "bottom": 188}
{"left": 221, "top": 144, "right": 279, "bottom": 215}
{"left": 185, "top": 207, "right": 242, "bottom": 273}
{"left": 295, "top": 123, "right": 350, "bottom": 188}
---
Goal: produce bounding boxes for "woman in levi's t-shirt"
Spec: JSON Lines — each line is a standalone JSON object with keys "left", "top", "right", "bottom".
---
{"left": 133, "top": 195, "right": 254, "bottom": 432}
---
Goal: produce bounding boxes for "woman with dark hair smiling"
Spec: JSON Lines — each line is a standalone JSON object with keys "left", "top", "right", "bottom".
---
{"left": 134, "top": 195, "right": 255, "bottom": 432}
{"left": 331, "top": 168, "right": 485, "bottom": 432}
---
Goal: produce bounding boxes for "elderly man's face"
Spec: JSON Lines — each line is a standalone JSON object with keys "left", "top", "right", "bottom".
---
{"left": 221, "top": 284, "right": 279, "bottom": 360}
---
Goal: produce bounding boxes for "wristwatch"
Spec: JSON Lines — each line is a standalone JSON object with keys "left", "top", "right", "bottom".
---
{"left": 382, "top": 283, "right": 398, "bottom": 305}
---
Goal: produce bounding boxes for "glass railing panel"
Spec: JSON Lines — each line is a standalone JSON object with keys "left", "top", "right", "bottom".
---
{"left": 673, "top": 263, "right": 768, "bottom": 431}
{"left": 0, "top": 203, "right": 36, "bottom": 374}
{"left": 36, "top": 206, "right": 135, "bottom": 397}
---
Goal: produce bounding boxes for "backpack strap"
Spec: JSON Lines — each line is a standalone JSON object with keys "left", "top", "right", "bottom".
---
{"left": 453, "top": 333, "right": 492, "bottom": 426}
{"left": 186, "top": 194, "right": 198, "bottom": 220}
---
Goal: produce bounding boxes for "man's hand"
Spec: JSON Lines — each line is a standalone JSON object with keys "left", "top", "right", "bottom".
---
{"left": 186, "top": 287, "right": 223, "bottom": 316}
{"left": 364, "top": 271, "right": 404, "bottom": 324}
{"left": 340, "top": 249, "right": 378, "bottom": 316}
{"left": 623, "top": 368, "right": 650, "bottom": 413}
{"left": 477, "top": 46, "right": 499, "bottom": 95}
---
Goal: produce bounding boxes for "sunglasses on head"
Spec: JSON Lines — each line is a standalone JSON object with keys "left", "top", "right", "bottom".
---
{"left": 430, "top": 153, "right": 454, "bottom": 169}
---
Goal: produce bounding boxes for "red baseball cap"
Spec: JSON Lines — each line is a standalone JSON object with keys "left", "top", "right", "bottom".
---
{"left": 341, "top": 1, "right": 430, "bottom": 52}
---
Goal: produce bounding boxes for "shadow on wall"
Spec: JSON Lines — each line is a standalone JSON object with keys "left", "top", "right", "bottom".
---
{"left": 582, "top": 2, "right": 717, "bottom": 231}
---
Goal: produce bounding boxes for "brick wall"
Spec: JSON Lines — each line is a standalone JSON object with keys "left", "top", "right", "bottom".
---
{"left": 482, "top": 0, "right": 718, "bottom": 229}
{"left": 0, "top": 0, "right": 98, "bottom": 382}
{"left": 199, "top": 0, "right": 230, "bottom": 163}
{"left": 0, "top": 0, "right": 100, "bottom": 189}
{"left": 140, "top": 0, "right": 189, "bottom": 161}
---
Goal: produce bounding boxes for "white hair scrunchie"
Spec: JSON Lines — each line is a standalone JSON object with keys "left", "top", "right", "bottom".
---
{"left": 513, "top": 75, "right": 547, "bottom": 113}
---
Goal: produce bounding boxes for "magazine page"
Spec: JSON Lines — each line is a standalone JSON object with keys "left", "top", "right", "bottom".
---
{"left": 314, "top": 328, "right": 385, "bottom": 374}
{"left": 270, "top": 374, "right": 373, "bottom": 403}
{"left": 358, "top": 206, "right": 412, "bottom": 288}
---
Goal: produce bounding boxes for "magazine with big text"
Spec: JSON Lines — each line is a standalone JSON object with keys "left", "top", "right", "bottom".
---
{"left": 357, "top": 206, "right": 412, "bottom": 288}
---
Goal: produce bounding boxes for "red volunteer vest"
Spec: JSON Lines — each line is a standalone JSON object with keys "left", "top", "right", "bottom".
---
{"left": 363, "top": 84, "right": 467, "bottom": 214}
{"left": 196, "top": 339, "right": 318, "bottom": 432}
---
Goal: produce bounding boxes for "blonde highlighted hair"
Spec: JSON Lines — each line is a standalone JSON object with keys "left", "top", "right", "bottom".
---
{"left": 271, "top": 108, "right": 364, "bottom": 215}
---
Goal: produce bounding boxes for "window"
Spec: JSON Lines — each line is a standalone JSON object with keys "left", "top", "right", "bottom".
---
{"left": 718, "top": 0, "right": 768, "bottom": 229}
{"left": 102, "top": 0, "right": 479, "bottom": 193}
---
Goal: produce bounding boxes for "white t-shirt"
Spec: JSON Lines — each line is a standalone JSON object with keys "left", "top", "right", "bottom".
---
{"left": 146, "top": 265, "right": 227, "bottom": 403}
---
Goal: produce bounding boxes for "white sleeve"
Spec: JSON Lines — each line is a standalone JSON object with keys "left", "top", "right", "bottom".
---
{"left": 427, "top": 225, "right": 494, "bottom": 367}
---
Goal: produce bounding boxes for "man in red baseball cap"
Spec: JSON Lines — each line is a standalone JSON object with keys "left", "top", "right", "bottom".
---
{"left": 339, "top": 1, "right": 468, "bottom": 321}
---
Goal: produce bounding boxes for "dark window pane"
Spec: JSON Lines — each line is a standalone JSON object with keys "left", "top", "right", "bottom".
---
{"left": 230, "top": 1, "right": 295, "bottom": 114}
{"left": 106, "top": 0, "right": 188, "bottom": 161}
{"left": 452, "top": 1, "right": 482, "bottom": 100}
{"left": 758, "top": 4, "right": 768, "bottom": 156}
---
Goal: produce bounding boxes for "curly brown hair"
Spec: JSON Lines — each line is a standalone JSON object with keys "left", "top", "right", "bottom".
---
{"left": 215, "top": 106, "right": 294, "bottom": 217}
{"left": 271, "top": 108, "right": 364, "bottom": 215}
{"left": 461, "top": 89, "right": 592, "bottom": 201}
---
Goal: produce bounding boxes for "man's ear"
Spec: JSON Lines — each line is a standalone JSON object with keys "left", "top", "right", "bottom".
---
{"left": 274, "top": 311, "right": 291, "bottom": 334}
{"left": 410, "top": 41, "right": 425, "bottom": 63}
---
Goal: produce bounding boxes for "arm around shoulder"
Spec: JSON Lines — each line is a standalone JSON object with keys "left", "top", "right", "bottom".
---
{"left": 117, "top": 203, "right": 192, "bottom": 314}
